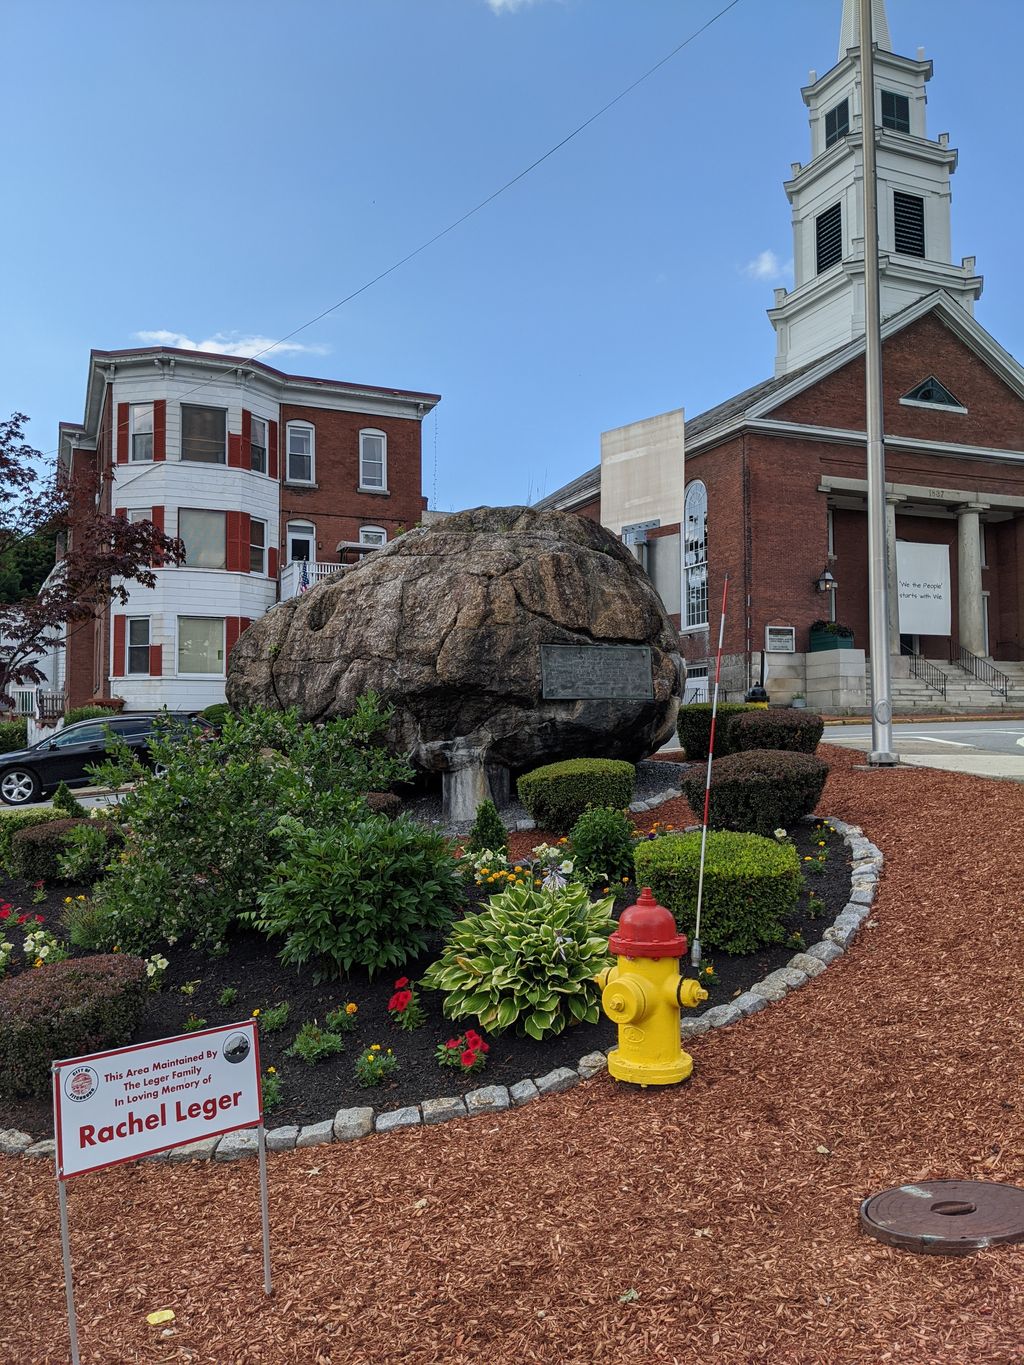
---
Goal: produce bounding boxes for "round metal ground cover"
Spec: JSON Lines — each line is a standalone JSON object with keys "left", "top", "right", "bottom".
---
{"left": 861, "top": 1180, "right": 1024, "bottom": 1256}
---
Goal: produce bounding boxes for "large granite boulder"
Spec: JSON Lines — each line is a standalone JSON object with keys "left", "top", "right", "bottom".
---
{"left": 227, "top": 506, "right": 683, "bottom": 817}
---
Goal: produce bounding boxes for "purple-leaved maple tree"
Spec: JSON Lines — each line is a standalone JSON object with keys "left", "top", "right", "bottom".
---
{"left": 0, "top": 413, "right": 183, "bottom": 706}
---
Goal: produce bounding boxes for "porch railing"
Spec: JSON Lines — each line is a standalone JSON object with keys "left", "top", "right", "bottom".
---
{"left": 279, "top": 560, "right": 342, "bottom": 601}
{"left": 906, "top": 652, "right": 947, "bottom": 700}
{"left": 950, "top": 645, "right": 1010, "bottom": 699}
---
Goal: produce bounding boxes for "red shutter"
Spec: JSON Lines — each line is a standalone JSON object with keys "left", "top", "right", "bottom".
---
{"left": 116, "top": 404, "right": 129, "bottom": 463}
{"left": 225, "top": 512, "right": 239, "bottom": 572}
{"left": 149, "top": 644, "right": 163, "bottom": 677}
{"left": 153, "top": 400, "right": 166, "bottom": 461}
{"left": 268, "top": 420, "right": 279, "bottom": 480}
{"left": 225, "top": 511, "right": 250, "bottom": 572}
{"left": 228, "top": 433, "right": 243, "bottom": 469}
{"left": 114, "top": 507, "right": 127, "bottom": 519}
{"left": 268, "top": 545, "right": 278, "bottom": 580}
{"left": 225, "top": 617, "right": 241, "bottom": 660}
{"left": 150, "top": 505, "right": 165, "bottom": 566}
{"left": 112, "top": 617, "right": 126, "bottom": 677}
{"left": 241, "top": 409, "right": 252, "bottom": 469}
{"left": 240, "top": 617, "right": 252, "bottom": 634}
{"left": 239, "top": 512, "right": 251, "bottom": 573}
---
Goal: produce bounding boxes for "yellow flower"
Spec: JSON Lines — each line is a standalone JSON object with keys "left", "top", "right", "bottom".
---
{"left": 818, "top": 840, "right": 826, "bottom": 847}
{"left": 252, "top": 1009, "right": 261, "bottom": 1017}
{"left": 534, "top": 879, "right": 542, "bottom": 887}
{"left": 621, "top": 877, "right": 629, "bottom": 883}
{"left": 602, "top": 886, "right": 609, "bottom": 894}
{"left": 803, "top": 856, "right": 812, "bottom": 862}
{"left": 514, "top": 866, "right": 522, "bottom": 873}
{"left": 34, "top": 957, "right": 43, "bottom": 968}
{"left": 63, "top": 897, "right": 72, "bottom": 904}
{"left": 386, "top": 1049, "right": 393, "bottom": 1055}
{"left": 267, "top": 1066, "right": 276, "bottom": 1075}
{"left": 705, "top": 966, "right": 714, "bottom": 976}
{"left": 480, "top": 868, "right": 489, "bottom": 876}
{"left": 77, "top": 895, "right": 86, "bottom": 901}
{"left": 113, "top": 945, "right": 121, "bottom": 953}
{"left": 370, "top": 1044, "right": 381, "bottom": 1052}
{"left": 345, "top": 1002, "right": 358, "bottom": 1015}
{"left": 558, "top": 837, "right": 568, "bottom": 845}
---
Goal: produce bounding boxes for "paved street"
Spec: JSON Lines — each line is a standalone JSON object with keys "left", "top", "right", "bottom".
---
{"left": 825, "top": 718, "right": 1024, "bottom": 779}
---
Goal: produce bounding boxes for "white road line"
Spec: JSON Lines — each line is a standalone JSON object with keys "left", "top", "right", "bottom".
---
{"left": 897, "top": 736, "right": 972, "bottom": 747}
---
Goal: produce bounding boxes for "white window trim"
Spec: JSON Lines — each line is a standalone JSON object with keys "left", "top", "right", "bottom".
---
{"left": 179, "top": 403, "right": 228, "bottom": 465}
{"left": 898, "top": 397, "right": 969, "bottom": 416}
{"left": 358, "top": 428, "right": 388, "bottom": 493}
{"left": 682, "top": 479, "right": 709, "bottom": 631}
{"left": 359, "top": 525, "right": 387, "bottom": 546}
{"left": 250, "top": 415, "right": 268, "bottom": 475}
{"left": 175, "top": 615, "right": 226, "bottom": 678}
{"left": 126, "top": 615, "right": 152, "bottom": 676}
{"left": 286, "top": 521, "right": 316, "bottom": 565}
{"left": 250, "top": 517, "right": 268, "bottom": 574}
{"left": 130, "top": 403, "right": 154, "bottom": 463}
{"left": 285, "top": 421, "right": 315, "bottom": 485}
{"left": 178, "top": 507, "right": 228, "bottom": 572}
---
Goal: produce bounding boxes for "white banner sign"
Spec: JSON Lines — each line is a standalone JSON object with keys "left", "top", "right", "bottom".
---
{"left": 54, "top": 1021, "right": 262, "bottom": 1178}
{"left": 896, "top": 540, "right": 951, "bottom": 636}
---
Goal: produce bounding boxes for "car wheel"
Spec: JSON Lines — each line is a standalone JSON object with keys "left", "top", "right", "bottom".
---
{"left": 0, "top": 768, "right": 41, "bottom": 806}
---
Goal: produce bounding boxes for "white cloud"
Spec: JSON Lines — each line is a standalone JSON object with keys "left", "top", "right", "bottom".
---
{"left": 484, "top": 0, "right": 547, "bottom": 12}
{"left": 133, "top": 330, "right": 329, "bottom": 359}
{"left": 741, "top": 250, "right": 792, "bottom": 283}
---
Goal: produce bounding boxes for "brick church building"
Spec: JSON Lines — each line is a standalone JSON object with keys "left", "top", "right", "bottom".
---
{"left": 538, "top": 0, "right": 1024, "bottom": 711}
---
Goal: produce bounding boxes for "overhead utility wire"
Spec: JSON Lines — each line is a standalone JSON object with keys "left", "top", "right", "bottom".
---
{"left": 49, "top": 0, "right": 744, "bottom": 462}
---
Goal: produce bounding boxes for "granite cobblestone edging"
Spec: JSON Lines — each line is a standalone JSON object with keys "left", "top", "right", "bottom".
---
{"left": 6, "top": 816, "right": 878, "bottom": 1164}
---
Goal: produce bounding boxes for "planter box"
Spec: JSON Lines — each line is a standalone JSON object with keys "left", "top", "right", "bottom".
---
{"left": 809, "top": 630, "right": 854, "bottom": 653}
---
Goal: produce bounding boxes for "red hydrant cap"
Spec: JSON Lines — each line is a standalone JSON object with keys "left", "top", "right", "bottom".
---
{"left": 608, "top": 886, "right": 688, "bottom": 959}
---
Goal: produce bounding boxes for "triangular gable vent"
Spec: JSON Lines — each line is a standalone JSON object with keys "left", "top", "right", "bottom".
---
{"left": 902, "top": 376, "right": 964, "bottom": 408}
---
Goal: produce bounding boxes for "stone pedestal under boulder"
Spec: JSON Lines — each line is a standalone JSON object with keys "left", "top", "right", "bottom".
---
{"left": 227, "top": 506, "right": 683, "bottom": 819}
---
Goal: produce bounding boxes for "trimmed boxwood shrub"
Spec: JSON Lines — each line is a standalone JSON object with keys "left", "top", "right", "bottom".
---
{"left": 569, "top": 806, "right": 636, "bottom": 884}
{"left": 9, "top": 818, "right": 95, "bottom": 882}
{"left": 680, "top": 749, "right": 828, "bottom": 837}
{"left": 633, "top": 830, "right": 800, "bottom": 954}
{"left": 0, "top": 954, "right": 147, "bottom": 1096}
{"left": 200, "top": 702, "right": 232, "bottom": 726}
{"left": 729, "top": 708, "right": 824, "bottom": 754}
{"left": 517, "top": 759, "right": 635, "bottom": 832}
{"left": 0, "top": 718, "right": 28, "bottom": 754}
{"left": 676, "top": 702, "right": 759, "bottom": 761}
{"left": 0, "top": 810, "right": 61, "bottom": 870}
{"left": 64, "top": 700, "right": 123, "bottom": 725}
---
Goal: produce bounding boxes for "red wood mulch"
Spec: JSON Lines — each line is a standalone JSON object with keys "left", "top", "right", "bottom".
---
{"left": 3, "top": 744, "right": 1024, "bottom": 1364}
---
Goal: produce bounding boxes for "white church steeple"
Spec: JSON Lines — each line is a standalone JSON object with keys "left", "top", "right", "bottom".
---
{"left": 768, "top": 0, "right": 982, "bottom": 376}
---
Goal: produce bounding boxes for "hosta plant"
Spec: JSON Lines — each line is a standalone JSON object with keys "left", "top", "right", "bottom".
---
{"left": 421, "top": 882, "right": 615, "bottom": 1041}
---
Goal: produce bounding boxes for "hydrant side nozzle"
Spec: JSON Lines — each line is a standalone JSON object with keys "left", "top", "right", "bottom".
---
{"left": 677, "top": 978, "right": 709, "bottom": 1010}
{"left": 595, "top": 966, "right": 615, "bottom": 990}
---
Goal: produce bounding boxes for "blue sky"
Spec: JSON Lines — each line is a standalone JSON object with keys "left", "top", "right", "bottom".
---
{"left": 3, "top": 0, "right": 1021, "bottom": 509}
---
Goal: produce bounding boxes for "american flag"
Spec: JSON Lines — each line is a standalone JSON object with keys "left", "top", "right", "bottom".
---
{"left": 299, "top": 559, "right": 310, "bottom": 593}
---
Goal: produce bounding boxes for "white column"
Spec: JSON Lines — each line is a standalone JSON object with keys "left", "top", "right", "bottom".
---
{"left": 885, "top": 494, "right": 904, "bottom": 655}
{"left": 957, "top": 503, "right": 988, "bottom": 656}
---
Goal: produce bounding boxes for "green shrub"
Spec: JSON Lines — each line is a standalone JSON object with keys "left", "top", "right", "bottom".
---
{"left": 64, "top": 704, "right": 117, "bottom": 726}
{"left": 88, "top": 699, "right": 415, "bottom": 953}
{"left": 286, "top": 1021, "right": 346, "bottom": 1065}
{"left": 467, "top": 798, "right": 506, "bottom": 854}
{"left": 0, "top": 718, "right": 28, "bottom": 754}
{"left": 633, "top": 830, "right": 801, "bottom": 954}
{"left": 56, "top": 819, "right": 122, "bottom": 883}
{"left": 0, "top": 954, "right": 147, "bottom": 1096}
{"left": 10, "top": 818, "right": 95, "bottom": 882}
{"left": 729, "top": 709, "right": 824, "bottom": 755}
{"left": 0, "top": 810, "right": 60, "bottom": 870}
{"left": 421, "top": 882, "right": 616, "bottom": 1040}
{"left": 249, "top": 813, "right": 463, "bottom": 978}
{"left": 199, "top": 703, "right": 232, "bottom": 725}
{"left": 60, "top": 896, "right": 110, "bottom": 951}
{"left": 569, "top": 806, "right": 636, "bottom": 884}
{"left": 517, "top": 758, "right": 635, "bottom": 832}
{"left": 51, "top": 782, "right": 86, "bottom": 817}
{"left": 680, "top": 749, "right": 828, "bottom": 837}
{"left": 675, "top": 702, "right": 760, "bottom": 762}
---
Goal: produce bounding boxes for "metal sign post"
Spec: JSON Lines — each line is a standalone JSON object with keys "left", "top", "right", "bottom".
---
{"left": 52, "top": 1021, "right": 271, "bottom": 1362}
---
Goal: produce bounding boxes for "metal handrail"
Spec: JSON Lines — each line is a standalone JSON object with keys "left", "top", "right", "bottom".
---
{"left": 950, "top": 645, "right": 1010, "bottom": 699}
{"left": 906, "top": 652, "right": 947, "bottom": 699}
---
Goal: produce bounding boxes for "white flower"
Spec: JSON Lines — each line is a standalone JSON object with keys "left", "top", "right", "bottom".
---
{"left": 559, "top": 860, "right": 573, "bottom": 874}
{"left": 773, "top": 828, "right": 787, "bottom": 841}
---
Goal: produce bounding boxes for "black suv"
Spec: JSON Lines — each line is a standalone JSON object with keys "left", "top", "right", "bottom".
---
{"left": 0, "top": 713, "right": 213, "bottom": 806}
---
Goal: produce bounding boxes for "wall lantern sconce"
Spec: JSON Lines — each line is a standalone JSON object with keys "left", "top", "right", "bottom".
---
{"left": 815, "top": 569, "right": 837, "bottom": 594}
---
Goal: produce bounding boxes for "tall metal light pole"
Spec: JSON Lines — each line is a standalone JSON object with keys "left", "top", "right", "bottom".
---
{"left": 860, "top": 0, "right": 897, "bottom": 765}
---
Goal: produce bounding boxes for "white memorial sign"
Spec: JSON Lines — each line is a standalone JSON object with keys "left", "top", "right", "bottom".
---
{"left": 54, "top": 1021, "right": 262, "bottom": 1177}
{"left": 896, "top": 540, "right": 951, "bottom": 636}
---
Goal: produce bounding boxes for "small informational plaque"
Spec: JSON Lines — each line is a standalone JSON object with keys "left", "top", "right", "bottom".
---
{"left": 765, "top": 626, "right": 796, "bottom": 653}
{"left": 540, "top": 644, "right": 654, "bottom": 700}
{"left": 54, "top": 1021, "right": 262, "bottom": 1178}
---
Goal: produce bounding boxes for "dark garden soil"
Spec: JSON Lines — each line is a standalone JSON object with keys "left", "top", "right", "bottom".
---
{"left": 0, "top": 821, "right": 850, "bottom": 1139}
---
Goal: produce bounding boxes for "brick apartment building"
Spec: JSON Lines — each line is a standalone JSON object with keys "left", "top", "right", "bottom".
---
{"left": 57, "top": 347, "right": 439, "bottom": 711}
{"left": 538, "top": 0, "right": 1024, "bottom": 710}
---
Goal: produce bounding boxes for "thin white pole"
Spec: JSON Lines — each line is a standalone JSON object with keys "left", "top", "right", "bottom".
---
{"left": 57, "top": 1178, "right": 82, "bottom": 1365}
{"left": 860, "top": 0, "right": 898, "bottom": 765}
{"left": 257, "top": 1125, "right": 272, "bottom": 1296}
{"left": 692, "top": 573, "right": 729, "bottom": 968}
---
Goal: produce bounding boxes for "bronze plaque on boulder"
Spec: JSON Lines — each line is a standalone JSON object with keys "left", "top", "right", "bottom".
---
{"left": 541, "top": 645, "right": 653, "bottom": 701}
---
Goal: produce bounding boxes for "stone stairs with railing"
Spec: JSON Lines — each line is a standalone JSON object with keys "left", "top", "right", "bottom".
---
{"left": 865, "top": 656, "right": 1024, "bottom": 713}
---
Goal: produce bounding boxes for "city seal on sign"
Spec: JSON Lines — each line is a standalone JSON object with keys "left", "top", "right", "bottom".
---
{"left": 64, "top": 1066, "right": 100, "bottom": 1103}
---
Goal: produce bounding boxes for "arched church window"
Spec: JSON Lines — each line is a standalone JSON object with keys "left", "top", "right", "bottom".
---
{"left": 683, "top": 481, "right": 708, "bottom": 630}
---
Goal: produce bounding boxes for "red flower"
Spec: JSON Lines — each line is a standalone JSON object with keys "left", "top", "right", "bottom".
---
{"left": 464, "top": 1029, "right": 481, "bottom": 1045}
{"left": 16, "top": 914, "right": 27, "bottom": 925}
{"left": 478, "top": 1040, "right": 490, "bottom": 1054}
{"left": 394, "top": 977, "right": 410, "bottom": 989}
{"left": 388, "top": 990, "right": 413, "bottom": 1012}
{"left": 445, "top": 1039, "right": 460, "bottom": 1049}
{"left": 0, "top": 909, "right": 8, "bottom": 921}
{"left": 461, "top": 1049, "right": 478, "bottom": 1068}
{"left": 33, "top": 881, "right": 43, "bottom": 889}
{"left": 34, "top": 915, "right": 44, "bottom": 923}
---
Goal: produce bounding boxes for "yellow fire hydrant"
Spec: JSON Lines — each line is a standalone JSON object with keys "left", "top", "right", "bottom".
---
{"left": 596, "top": 886, "right": 708, "bottom": 1086}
